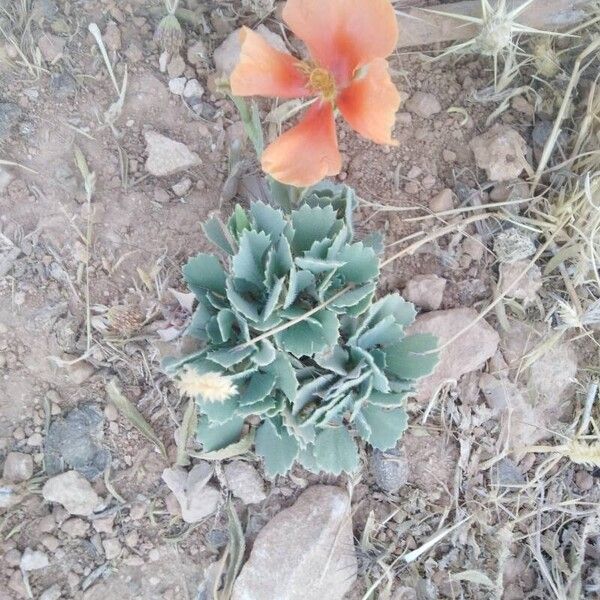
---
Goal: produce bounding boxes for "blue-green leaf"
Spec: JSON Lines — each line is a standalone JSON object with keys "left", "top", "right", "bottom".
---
{"left": 313, "top": 427, "right": 359, "bottom": 474}
{"left": 385, "top": 334, "right": 439, "bottom": 379}
{"left": 232, "top": 230, "right": 271, "bottom": 287}
{"left": 254, "top": 419, "right": 299, "bottom": 478}
{"left": 197, "top": 415, "right": 244, "bottom": 451}
{"left": 183, "top": 253, "right": 226, "bottom": 296}
{"left": 263, "top": 352, "right": 298, "bottom": 401}
{"left": 291, "top": 204, "right": 337, "bottom": 253}
{"left": 250, "top": 201, "right": 287, "bottom": 240}
{"left": 275, "top": 309, "right": 339, "bottom": 358}
{"left": 335, "top": 242, "right": 379, "bottom": 284}
{"left": 202, "top": 215, "right": 236, "bottom": 255}
{"left": 283, "top": 267, "right": 314, "bottom": 309}
{"left": 238, "top": 372, "right": 276, "bottom": 406}
{"left": 356, "top": 405, "right": 408, "bottom": 450}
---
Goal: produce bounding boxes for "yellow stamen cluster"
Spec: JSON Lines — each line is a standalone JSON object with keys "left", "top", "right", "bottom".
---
{"left": 176, "top": 367, "right": 238, "bottom": 403}
{"left": 298, "top": 62, "right": 337, "bottom": 103}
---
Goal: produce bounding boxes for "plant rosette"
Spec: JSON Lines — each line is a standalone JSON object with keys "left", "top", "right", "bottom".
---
{"left": 165, "top": 183, "right": 438, "bottom": 477}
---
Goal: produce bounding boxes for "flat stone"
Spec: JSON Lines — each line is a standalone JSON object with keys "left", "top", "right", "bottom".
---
{"left": 183, "top": 78, "right": 204, "bottom": 100}
{"left": 499, "top": 260, "right": 542, "bottom": 303}
{"left": 405, "top": 92, "right": 441, "bottom": 118}
{"left": 162, "top": 463, "right": 221, "bottom": 523}
{"left": 231, "top": 485, "right": 357, "bottom": 600}
{"left": 40, "top": 584, "right": 62, "bottom": 600}
{"left": 102, "top": 537, "right": 122, "bottom": 560}
{"left": 223, "top": 461, "right": 266, "bottom": 504}
{"left": 168, "top": 77, "right": 186, "bottom": 95}
{"left": 144, "top": 131, "right": 200, "bottom": 177}
{"left": 407, "top": 308, "right": 499, "bottom": 402}
{"left": 403, "top": 274, "right": 446, "bottom": 311}
{"left": 429, "top": 188, "right": 453, "bottom": 212}
{"left": 45, "top": 404, "right": 109, "bottom": 480}
{"left": 470, "top": 125, "right": 528, "bottom": 181}
{"left": 65, "top": 360, "right": 96, "bottom": 385}
{"left": 20, "top": 548, "right": 49, "bottom": 571}
{"left": 38, "top": 33, "right": 65, "bottom": 63}
{"left": 171, "top": 177, "right": 192, "bottom": 197}
{"left": 2, "top": 452, "right": 33, "bottom": 482}
{"left": 42, "top": 470, "right": 101, "bottom": 516}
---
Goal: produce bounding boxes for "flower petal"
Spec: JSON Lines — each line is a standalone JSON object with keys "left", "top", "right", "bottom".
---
{"left": 283, "top": 0, "right": 398, "bottom": 85}
{"left": 337, "top": 58, "right": 401, "bottom": 145}
{"left": 261, "top": 102, "right": 341, "bottom": 187}
{"left": 230, "top": 27, "right": 309, "bottom": 98}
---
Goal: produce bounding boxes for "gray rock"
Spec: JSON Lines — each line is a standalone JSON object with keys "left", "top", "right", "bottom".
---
{"left": 403, "top": 274, "right": 446, "bottom": 311}
{"left": 223, "top": 461, "right": 266, "bottom": 504}
{"left": 162, "top": 463, "right": 221, "bottom": 523}
{"left": 20, "top": 548, "right": 49, "bottom": 571}
{"left": 429, "top": 188, "right": 453, "bottom": 212}
{"left": 0, "top": 102, "right": 22, "bottom": 141}
{"left": 470, "top": 125, "right": 528, "bottom": 181}
{"left": 407, "top": 308, "right": 499, "bottom": 402}
{"left": 171, "top": 177, "right": 192, "bottom": 197}
{"left": 232, "top": 485, "right": 357, "bottom": 600}
{"left": 65, "top": 360, "right": 96, "bottom": 384}
{"left": 45, "top": 404, "right": 109, "bottom": 480}
{"left": 39, "top": 584, "right": 62, "bottom": 600}
{"left": 2, "top": 452, "right": 34, "bottom": 482}
{"left": 42, "top": 470, "right": 101, "bottom": 516}
{"left": 183, "top": 78, "right": 204, "bottom": 101}
{"left": 498, "top": 260, "right": 542, "bottom": 303}
{"left": 168, "top": 77, "right": 186, "bottom": 95}
{"left": 405, "top": 92, "right": 441, "bottom": 118}
{"left": 144, "top": 131, "right": 201, "bottom": 177}
{"left": 167, "top": 54, "right": 185, "bottom": 78}
{"left": 369, "top": 448, "right": 409, "bottom": 493}
{"left": 491, "top": 457, "right": 525, "bottom": 486}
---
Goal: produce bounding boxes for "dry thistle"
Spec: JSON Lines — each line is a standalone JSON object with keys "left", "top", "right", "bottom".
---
{"left": 107, "top": 305, "right": 144, "bottom": 336}
{"left": 176, "top": 366, "right": 238, "bottom": 403}
{"left": 154, "top": 0, "right": 184, "bottom": 55}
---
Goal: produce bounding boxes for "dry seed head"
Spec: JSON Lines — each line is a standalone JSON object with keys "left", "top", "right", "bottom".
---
{"left": 566, "top": 441, "right": 600, "bottom": 467}
{"left": 154, "top": 14, "right": 184, "bottom": 55}
{"left": 532, "top": 36, "right": 560, "bottom": 79}
{"left": 176, "top": 367, "right": 238, "bottom": 403}
{"left": 107, "top": 305, "right": 144, "bottom": 335}
{"left": 474, "top": 17, "right": 513, "bottom": 56}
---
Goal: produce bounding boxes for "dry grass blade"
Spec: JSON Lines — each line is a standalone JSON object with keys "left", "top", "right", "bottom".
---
{"left": 216, "top": 502, "right": 246, "bottom": 600}
{"left": 106, "top": 378, "right": 167, "bottom": 458}
{"left": 175, "top": 398, "right": 196, "bottom": 467}
{"left": 0, "top": 159, "right": 37, "bottom": 174}
{"left": 189, "top": 430, "right": 255, "bottom": 461}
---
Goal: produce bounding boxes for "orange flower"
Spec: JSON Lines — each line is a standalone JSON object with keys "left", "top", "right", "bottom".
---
{"left": 230, "top": 0, "right": 401, "bottom": 187}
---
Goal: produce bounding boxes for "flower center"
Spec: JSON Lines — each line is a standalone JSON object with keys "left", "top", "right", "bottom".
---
{"left": 298, "top": 62, "right": 337, "bottom": 102}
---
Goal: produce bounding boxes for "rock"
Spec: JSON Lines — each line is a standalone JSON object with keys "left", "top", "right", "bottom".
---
{"left": 403, "top": 274, "right": 446, "bottom": 311}
{"left": 40, "top": 584, "right": 62, "bottom": 600}
{"left": 42, "top": 470, "right": 101, "bottom": 516}
{"left": 0, "top": 102, "right": 22, "bottom": 141}
{"left": 93, "top": 515, "right": 115, "bottom": 534}
{"left": 494, "top": 229, "right": 535, "bottom": 263}
{"left": 8, "top": 570, "right": 27, "bottom": 597}
{"left": 5, "top": 548, "right": 22, "bottom": 567}
{"left": 499, "top": 260, "right": 542, "bottom": 303}
{"left": 490, "top": 457, "right": 525, "bottom": 486}
{"left": 187, "top": 40, "right": 207, "bottom": 66}
{"left": 162, "top": 463, "right": 221, "bottom": 523}
{"left": 214, "top": 25, "right": 287, "bottom": 78}
{"left": 20, "top": 548, "right": 49, "bottom": 571}
{"left": 45, "top": 404, "right": 110, "bottom": 480}
{"left": 41, "top": 535, "right": 60, "bottom": 552}
{"left": 407, "top": 308, "right": 499, "bottom": 402}
{"left": 405, "top": 92, "right": 441, "bottom": 118}
{"left": 61, "top": 517, "right": 89, "bottom": 537}
{"left": 183, "top": 78, "right": 204, "bottom": 100}
{"left": 144, "top": 131, "right": 201, "bottom": 177}
{"left": 168, "top": 77, "right": 186, "bottom": 95}
{"left": 462, "top": 235, "right": 485, "bottom": 261}
{"left": 369, "top": 447, "right": 409, "bottom": 493}
{"left": 102, "top": 537, "right": 122, "bottom": 560}
{"left": 470, "top": 125, "right": 528, "bottom": 181}
{"left": 172, "top": 177, "right": 192, "bottom": 197}
{"left": 38, "top": 33, "right": 65, "bottom": 63}
{"left": 65, "top": 360, "right": 95, "bottom": 384}
{"left": 27, "top": 432, "right": 43, "bottom": 447}
{"left": 167, "top": 54, "right": 185, "bottom": 78}
{"left": 232, "top": 485, "right": 356, "bottom": 600}
{"left": 223, "top": 461, "right": 266, "bottom": 504}
{"left": 429, "top": 188, "right": 453, "bottom": 212}
{"left": 0, "top": 165, "right": 14, "bottom": 195}
{"left": 3, "top": 452, "right": 33, "bottom": 482}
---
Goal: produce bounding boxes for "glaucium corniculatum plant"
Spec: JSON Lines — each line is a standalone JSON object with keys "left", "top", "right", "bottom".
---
{"left": 164, "top": 185, "right": 439, "bottom": 477}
